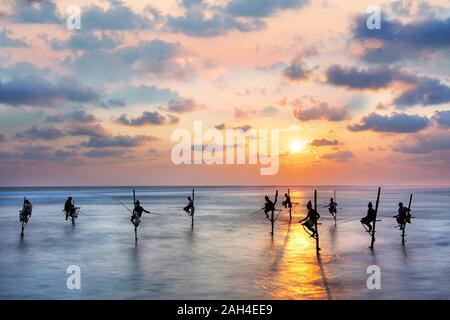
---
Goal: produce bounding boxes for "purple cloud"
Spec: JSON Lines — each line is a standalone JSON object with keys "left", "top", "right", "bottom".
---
{"left": 352, "top": 15, "right": 450, "bottom": 63}
{"left": 283, "top": 56, "right": 312, "bottom": 81}
{"left": 21, "top": 146, "right": 76, "bottom": 161}
{"left": 167, "top": 2, "right": 264, "bottom": 37}
{"left": 51, "top": 33, "right": 120, "bottom": 51}
{"left": 348, "top": 112, "right": 430, "bottom": 133}
{"left": 394, "top": 132, "right": 450, "bottom": 154}
{"left": 310, "top": 138, "right": 339, "bottom": 147}
{"left": 117, "top": 111, "right": 179, "bottom": 126}
{"left": 66, "top": 124, "right": 108, "bottom": 138}
{"left": 226, "top": 0, "right": 310, "bottom": 18}
{"left": 81, "top": 135, "right": 158, "bottom": 148}
{"left": 0, "top": 75, "right": 99, "bottom": 107}
{"left": 46, "top": 110, "right": 97, "bottom": 123}
{"left": 81, "top": 2, "right": 155, "bottom": 30}
{"left": 214, "top": 123, "right": 226, "bottom": 130}
{"left": 394, "top": 78, "right": 450, "bottom": 107}
{"left": 326, "top": 65, "right": 401, "bottom": 89}
{"left": 321, "top": 150, "right": 354, "bottom": 161}
{"left": 0, "top": 28, "right": 28, "bottom": 47}
{"left": 12, "top": 0, "right": 62, "bottom": 24}
{"left": 433, "top": 110, "right": 450, "bottom": 128}
{"left": 165, "top": 98, "right": 202, "bottom": 113}
{"left": 325, "top": 65, "right": 450, "bottom": 107}
{"left": 16, "top": 126, "right": 64, "bottom": 140}
{"left": 83, "top": 149, "right": 125, "bottom": 158}
{"left": 293, "top": 101, "right": 349, "bottom": 121}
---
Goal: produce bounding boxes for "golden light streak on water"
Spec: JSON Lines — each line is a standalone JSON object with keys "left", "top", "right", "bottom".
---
{"left": 254, "top": 190, "right": 333, "bottom": 299}
{"left": 270, "top": 222, "right": 331, "bottom": 299}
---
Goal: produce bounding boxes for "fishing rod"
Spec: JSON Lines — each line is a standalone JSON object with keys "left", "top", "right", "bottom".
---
{"left": 274, "top": 209, "right": 285, "bottom": 221}
{"left": 263, "top": 208, "right": 282, "bottom": 211}
{"left": 146, "top": 211, "right": 164, "bottom": 216}
{"left": 111, "top": 196, "right": 133, "bottom": 214}
{"left": 109, "top": 195, "right": 163, "bottom": 216}
{"left": 75, "top": 209, "right": 87, "bottom": 216}
{"left": 247, "top": 209, "right": 263, "bottom": 217}
{"left": 377, "top": 215, "right": 416, "bottom": 219}
{"left": 274, "top": 212, "right": 282, "bottom": 221}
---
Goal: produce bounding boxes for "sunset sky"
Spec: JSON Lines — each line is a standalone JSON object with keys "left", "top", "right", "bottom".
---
{"left": 0, "top": 0, "right": 449, "bottom": 186}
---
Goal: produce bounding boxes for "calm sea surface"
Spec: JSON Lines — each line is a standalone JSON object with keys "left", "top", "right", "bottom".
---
{"left": 0, "top": 186, "right": 449, "bottom": 299}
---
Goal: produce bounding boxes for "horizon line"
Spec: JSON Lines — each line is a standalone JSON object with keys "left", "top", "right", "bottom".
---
{"left": 1, "top": 184, "right": 449, "bottom": 189}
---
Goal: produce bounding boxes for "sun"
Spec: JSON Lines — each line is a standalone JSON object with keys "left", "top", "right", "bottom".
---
{"left": 290, "top": 140, "right": 305, "bottom": 154}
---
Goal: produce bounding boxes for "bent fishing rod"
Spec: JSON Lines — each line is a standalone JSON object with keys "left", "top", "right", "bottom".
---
{"left": 111, "top": 197, "right": 133, "bottom": 214}
{"left": 109, "top": 195, "right": 163, "bottom": 216}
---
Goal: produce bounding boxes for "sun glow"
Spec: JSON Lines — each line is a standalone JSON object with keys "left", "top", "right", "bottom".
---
{"left": 290, "top": 140, "right": 305, "bottom": 154}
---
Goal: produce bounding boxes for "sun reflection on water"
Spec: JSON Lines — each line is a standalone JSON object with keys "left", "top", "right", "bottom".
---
{"left": 257, "top": 190, "right": 333, "bottom": 300}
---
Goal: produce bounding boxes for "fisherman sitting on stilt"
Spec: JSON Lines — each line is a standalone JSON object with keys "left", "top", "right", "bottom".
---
{"left": 19, "top": 198, "right": 33, "bottom": 223}
{"left": 282, "top": 193, "right": 292, "bottom": 210}
{"left": 360, "top": 202, "right": 376, "bottom": 232}
{"left": 299, "top": 201, "right": 320, "bottom": 237}
{"left": 325, "top": 197, "right": 337, "bottom": 217}
{"left": 183, "top": 196, "right": 194, "bottom": 216}
{"left": 131, "top": 200, "right": 150, "bottom": 227}
{"left": 262, "top": 196, "right": 275, "bottom": 219}
{"left": 64, "top": 197, "right": 76, "bottom": 221}
{"left": 395, "top": 202, "right": 411, "bottom": 230}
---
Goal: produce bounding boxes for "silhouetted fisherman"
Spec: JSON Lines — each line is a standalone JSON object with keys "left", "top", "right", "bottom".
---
{"left": 262, "top": 195, "right": 275, "bottom": 218}
{"left": 361, "top": 202, "right": 376, "bottom": 232}
{"left": 64, "top": 197, "right": 76, "bottom": 220}
{"left": 395, "top": 202, "right": 411, "bottom": 230}
{"left": 282, "top": 193, "right": 292, "bottom": 210}
{"left": 183, "top": 196, "right": 194, "bottom": 216}
{"left": 19, "top": 199, "right": 33, "bottom": 223}
{"left": 325, "top": 197, "right": 337, "bottom": 217}
{"left": 299, "top": 200, "right": 320, "bottom": 237}
{"left": 131, "top": 200, "right": 150, "bottom": 227}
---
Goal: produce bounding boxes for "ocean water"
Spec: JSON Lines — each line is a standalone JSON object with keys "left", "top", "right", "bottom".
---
{"left": 0, "top": 186, "right": 449, "bottom": 300}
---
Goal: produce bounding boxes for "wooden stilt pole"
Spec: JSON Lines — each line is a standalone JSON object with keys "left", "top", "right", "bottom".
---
{"left": 315, "top": 189, "right": 320, "bottom": 252}
{"left": 334, "top": 189, "right": 337, "bottom": 224}
{"left": 20, "top": 222, "right": 25, "bottom": 237}
{"left": 271, "top": 209, "right": 274, "bottom": 236}
{"left": 288, "top": 188, "right": 292, "bottom": 220}
{"left": 20, "top": 197, "right": 25, "bottom": 237}
{"left": 271, "top": 190, "right": 278, "bottom": 236}
{"left": 20, "top": 197, "right": 28, "bottom": 238}
{"left": 133, "top": 189, "right": 137, "bottom": 243}
{"left": 191, "top": 189, "right": 195, "bottom": 228}
{"left": 402, "top": 194, "right": 413, "bottom": 245}
{"left": 370, "top": 187, "right": 381, "bottom": 249}
{"left": 71, "top": 199, "right": 76, "bottom": 225}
